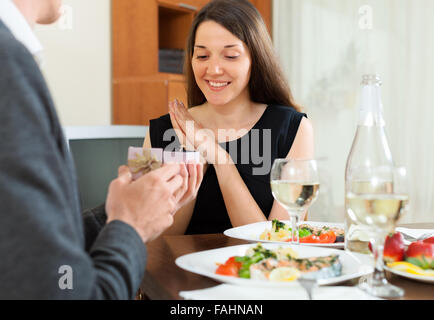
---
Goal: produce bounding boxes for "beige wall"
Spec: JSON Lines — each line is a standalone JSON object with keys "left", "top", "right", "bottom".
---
{"left": 34, "top": 0, "right": 111, "bottom": 126}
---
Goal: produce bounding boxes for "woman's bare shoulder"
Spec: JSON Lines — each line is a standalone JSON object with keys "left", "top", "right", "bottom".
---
{"left": 287, "top": 117, "right": 314, "bottom": 159}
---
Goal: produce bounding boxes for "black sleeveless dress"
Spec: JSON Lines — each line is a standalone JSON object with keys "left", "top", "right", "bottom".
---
{"left": 149, "top": 105, "right": 307, "bottom": 234}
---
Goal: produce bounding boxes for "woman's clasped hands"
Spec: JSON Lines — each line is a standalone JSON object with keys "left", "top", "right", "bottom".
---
{"left": 168, "top": 99, "right": 230, "bottom": 166}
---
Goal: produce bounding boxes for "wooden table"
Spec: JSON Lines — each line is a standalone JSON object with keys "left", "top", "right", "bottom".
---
{"left": 139, "top": 223, "right": 434, "bottom": 300}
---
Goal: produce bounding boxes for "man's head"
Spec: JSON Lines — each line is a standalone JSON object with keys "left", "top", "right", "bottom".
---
{"left": 13, "top": 0, "right": 63, "bottom": 26}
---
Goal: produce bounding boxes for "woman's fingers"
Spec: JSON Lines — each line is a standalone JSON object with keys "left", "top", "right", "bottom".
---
{"left": 171, "top": 102, "right": 198, "bottom": 151}
{"left": 178, "top": 163, "right": 195, "bottom": 203}
{"left": 177, "top": 163, "right": 189, "bottom": 201}
{"left": 195, "top": 163, "right": 204, "bottom": 195}
{"left": 187, "top": 162, "right": 197, "bottom": 194}
{"left": 175, "top": 100, "right": 201, "bottom": 131}
{"left": 175, "top": 162, "right": 202, "bottom": 210}
{"left": 171, "top": 101, "right": 187, "bottom": 133}
{"left": 169, "top": 105, "right": 190, "bottom": 150}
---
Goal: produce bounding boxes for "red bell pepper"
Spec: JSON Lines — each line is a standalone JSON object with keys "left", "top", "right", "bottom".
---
{"left": 422, "top": 236, "right": 434, "bottom": 244}
{"left": 368, "top": 232, "right": 405, "bottom": 263}
{"left": 383, "top": 232, "right": 405, "bottom": 263}
{"left": 405, "top": 240, "right": 434, "bottom": 270}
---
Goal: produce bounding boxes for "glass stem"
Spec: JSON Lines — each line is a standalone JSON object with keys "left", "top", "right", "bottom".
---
{"left": 369, "top": 234, "right": 388, "bottom": 287}
{"left": 290, "top": 213, "right": 300, "bottom": 244}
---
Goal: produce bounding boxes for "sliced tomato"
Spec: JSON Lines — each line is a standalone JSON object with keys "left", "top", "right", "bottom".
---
{"left": 300, "top": 235, "right": 320, "bottom": 243}
{"left": 226, "top": 256, "right": 242, "bottom": 269}
{"left": 215, "top": 256, "right": 242, "bottom": 277}
{"left": 215, "top": 264, "right": 239, "bottom": 276}
{"left": 299, "top": 231, "right": 336, "bottom": 243}
{"left": 319, "top": 231, "right": 337, "bottom": 243}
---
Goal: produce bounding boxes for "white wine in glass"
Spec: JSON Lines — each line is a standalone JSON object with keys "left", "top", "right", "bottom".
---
{"left": 345, "top": 180, "right": 394, "bottom": 253}
{"left": 270, "top": 159, "right": 320, "bottom": 244}
{"left": 270, "top": 181, "right": 320, "bottom": 212}
{"left": 345, "top": 166, "right": 409, "bottom": 298}
{"left": 346, "top": 193, "right": 408, "bottom": 233}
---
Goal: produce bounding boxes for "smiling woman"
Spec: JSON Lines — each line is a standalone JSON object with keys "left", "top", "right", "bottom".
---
{"left": 191, "top": 21, "right": 252, "bottom": 107}
{"left": 144, "top": 0, "right": 315, "bottom": 235}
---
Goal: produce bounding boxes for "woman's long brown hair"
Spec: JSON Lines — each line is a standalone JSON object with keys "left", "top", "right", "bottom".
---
{"left": 184, "top": 0, "right": 301, "bottom": 112}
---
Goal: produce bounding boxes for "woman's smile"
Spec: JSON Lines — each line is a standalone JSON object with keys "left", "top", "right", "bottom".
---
{"left": 205, "top": 80, "right": 232, "bottom": 91}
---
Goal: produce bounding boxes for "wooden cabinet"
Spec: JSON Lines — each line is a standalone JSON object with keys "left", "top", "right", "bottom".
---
{"left": 112, "top": 0, "right": 272, "bottom": 125}
{"left": 158, "top": 0, "right": 209, "bottom": 11}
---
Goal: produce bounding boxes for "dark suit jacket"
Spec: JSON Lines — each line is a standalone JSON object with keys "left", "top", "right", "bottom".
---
{"left": 0, "top": 20, "right": 146, "bottom": 299}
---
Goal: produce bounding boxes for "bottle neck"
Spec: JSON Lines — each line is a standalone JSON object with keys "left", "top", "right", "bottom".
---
{"left": 358, "top": 83, "right": 385, "bottom": 127}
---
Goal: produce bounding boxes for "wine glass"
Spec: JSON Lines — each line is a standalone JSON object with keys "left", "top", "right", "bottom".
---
{"left": 346, "top": 165, "right": 409, "bottom": 298}
{"left": 270, "top": 159, "right": 320, "bottom": 244}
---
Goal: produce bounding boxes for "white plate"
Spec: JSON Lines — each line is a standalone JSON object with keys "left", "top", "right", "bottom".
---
{"left": 175, "top": 243, "right": 373, "bottom": 287}
{"left": 224, "top": 221, "right": 345, "bottom": 248}
{"left": 384, "top": 266, "right": 434, "bottom": 284}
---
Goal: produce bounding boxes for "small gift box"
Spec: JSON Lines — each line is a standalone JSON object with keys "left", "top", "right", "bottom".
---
{"left": 163, "top": 150, "right": 201, "bottom": 163}
{"left": 127, "top": 147, "right": 200, "bottom": 180}
{"left": 127, "top": 147, "right": 163, "bottom": 180}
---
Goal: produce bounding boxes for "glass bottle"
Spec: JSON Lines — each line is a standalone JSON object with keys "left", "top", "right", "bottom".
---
{"left": 344, "top": 74, "right": 394, "bottom": 254}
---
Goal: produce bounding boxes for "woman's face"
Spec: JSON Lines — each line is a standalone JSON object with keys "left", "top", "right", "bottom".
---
{"left": 192, "top": 20, "right": 252, "bottom": 106}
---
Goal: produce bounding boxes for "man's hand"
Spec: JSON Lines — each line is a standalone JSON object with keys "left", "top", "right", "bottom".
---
{"left": 105, "top": 163, "right": 187, "bottom": 243}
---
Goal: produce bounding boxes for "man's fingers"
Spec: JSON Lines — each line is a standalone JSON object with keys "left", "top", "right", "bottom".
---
{"left": 154, "top": 163, "right": 181, "bottom": 181}
{"left": 117, "top": 165, "right": 132, "bottom": 183}
{"left": 166, "top": 174, "right": 184, "bottom": 194}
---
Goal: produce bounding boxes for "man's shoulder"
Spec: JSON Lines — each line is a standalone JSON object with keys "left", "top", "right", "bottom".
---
{"left": 0, "top": 22, "right": 54, "bottom": 133}
{"left": 0, "top": 22, "right": 35, "bottom": 70}
{"left": 0, "top": 21, "right": 14, "bottom": 44}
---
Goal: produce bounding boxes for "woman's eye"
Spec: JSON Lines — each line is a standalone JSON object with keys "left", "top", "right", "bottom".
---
{"left": 196, "top": 55, "right": 208, "bottom": 60}
{"left": 226, "top": 56, "right": 240, "bottom": 60}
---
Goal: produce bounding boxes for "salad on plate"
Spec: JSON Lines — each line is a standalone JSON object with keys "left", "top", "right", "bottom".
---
{"left": 259, "top": 219, "right": 345, "bottom": 244}
{"left": 215, "top": 243, "right": 342, "bottom": 282}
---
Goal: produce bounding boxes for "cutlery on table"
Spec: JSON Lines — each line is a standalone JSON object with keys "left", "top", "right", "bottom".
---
{"left": 400, "top": 232, "right": 433, "bottom": 242}
{"left": 297, "top": 277, "right": 317, "bottom": 300}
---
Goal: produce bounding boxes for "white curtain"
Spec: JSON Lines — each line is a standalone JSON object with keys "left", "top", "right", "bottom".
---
{"left": 273, "top": 0, "right": 434, "bottom": 223}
